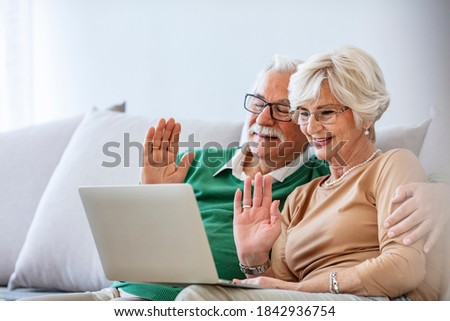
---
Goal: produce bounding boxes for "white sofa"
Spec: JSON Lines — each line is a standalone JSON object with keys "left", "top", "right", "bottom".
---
{"left": 0, "top": 103, "right": 449, "bottom": 300}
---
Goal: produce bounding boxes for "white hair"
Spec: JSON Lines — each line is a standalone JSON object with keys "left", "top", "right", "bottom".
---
{"left": 288, "top": 45, "right": 390, "bottom": 142}
{"left": 250, "top": 54, "right": 304, "bottom": 93}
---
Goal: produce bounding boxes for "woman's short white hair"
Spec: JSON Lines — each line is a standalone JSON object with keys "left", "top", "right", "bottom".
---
{"left": 288, "top": 45, "right": 390, "bottom": 142}
{"left": 250, "top": 54, "right": 304, "bottom": 93}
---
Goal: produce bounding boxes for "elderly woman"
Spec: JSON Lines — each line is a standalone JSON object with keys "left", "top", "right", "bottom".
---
{"left": 176, "top": 46, "right": 442, "bottom": 301}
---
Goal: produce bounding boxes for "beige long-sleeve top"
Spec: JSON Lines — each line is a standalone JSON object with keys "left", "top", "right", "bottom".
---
{"left": 272, "top": 149, "right": 443, "bottom": 300}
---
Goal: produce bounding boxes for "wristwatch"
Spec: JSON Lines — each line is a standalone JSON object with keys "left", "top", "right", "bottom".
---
{"left": 239, "top": 259, "right": 271, "bottom": 275}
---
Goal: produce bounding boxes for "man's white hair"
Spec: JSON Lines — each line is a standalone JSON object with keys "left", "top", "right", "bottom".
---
{"left": 250, "top": 54, "right": 304, "bottom": 93}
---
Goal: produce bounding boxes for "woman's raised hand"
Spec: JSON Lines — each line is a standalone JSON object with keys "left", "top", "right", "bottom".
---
{"left": 233, "top": 172, "right": 281, "bottom": 267}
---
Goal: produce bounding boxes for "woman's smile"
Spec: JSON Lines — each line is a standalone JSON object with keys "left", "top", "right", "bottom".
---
{"left": 311, "top": 136, "right": 333, "bottom": 148}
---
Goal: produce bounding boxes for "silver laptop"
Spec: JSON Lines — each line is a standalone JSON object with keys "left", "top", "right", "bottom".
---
{"left": 79, "top": 184, "right": 261, "bottom": 288}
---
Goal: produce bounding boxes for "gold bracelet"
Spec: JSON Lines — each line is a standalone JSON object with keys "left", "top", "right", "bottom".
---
{"left": 239, "top": 259, "right": 271, "bottom": 275}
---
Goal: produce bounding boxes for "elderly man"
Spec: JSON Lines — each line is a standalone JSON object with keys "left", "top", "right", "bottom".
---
{"left": 22, "top": 55, "right": 448, "bottom": 301}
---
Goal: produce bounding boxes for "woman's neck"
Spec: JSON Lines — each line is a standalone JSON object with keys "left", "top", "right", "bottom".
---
{"left": 328, "top": 141, "right": 378, "bottom": 181}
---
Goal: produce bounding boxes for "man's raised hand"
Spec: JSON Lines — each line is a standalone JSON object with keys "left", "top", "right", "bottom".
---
{"left": 141, "top": 118, "right": 195, "bottom": 184}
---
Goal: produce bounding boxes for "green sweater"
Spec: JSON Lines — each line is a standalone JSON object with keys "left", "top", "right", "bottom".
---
{"left": 112, "top": 147, "right": 329, "bottom": 300}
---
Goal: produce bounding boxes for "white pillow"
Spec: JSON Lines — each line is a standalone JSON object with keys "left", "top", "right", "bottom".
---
{"left": 375, "top": 119, "right": 431, "bottom": 156}
{"left": 0, "top": 115, "right": 82, "bottom": 285}
{"left": 419, "top": 105, "right": 450, "bottom": 182}
{"left": 8, "top": 109, "right": 243, "bottom": 291}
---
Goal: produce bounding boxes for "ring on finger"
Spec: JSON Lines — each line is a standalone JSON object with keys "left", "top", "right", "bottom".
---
{"left": 242, "top": 204, "right": 251, "bottom": 209}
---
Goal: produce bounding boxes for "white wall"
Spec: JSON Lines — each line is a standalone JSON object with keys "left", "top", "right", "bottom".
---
{"left": 31, "top": 0, "right": 449, "bottom": 128}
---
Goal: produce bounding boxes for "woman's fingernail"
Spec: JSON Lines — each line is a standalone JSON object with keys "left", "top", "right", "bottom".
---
{"left": 388, "top": 230, "right": 395, "bottom": 238}
{"left": 403, "top": 238, "right": 412, "bottom": 246}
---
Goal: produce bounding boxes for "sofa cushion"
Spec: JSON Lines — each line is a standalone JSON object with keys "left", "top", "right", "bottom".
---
{"left": 419, "top": 105, "right": 450, "bottom": 182}
{"left": 0, "top": 103, "right": 125, "bottom": 287}
{"left": 8, "top": 109, "right": 243, "bottom": 292}
{"left": 0, "top": 115, "right": 82, "bottom": 286}
{"left": 375, "top": 119, "right": 431, "bottom": 157}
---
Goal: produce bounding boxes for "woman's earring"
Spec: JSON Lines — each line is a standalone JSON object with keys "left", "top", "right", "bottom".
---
{"left": 364, "top": 128, "right": 370, "bottom": 136}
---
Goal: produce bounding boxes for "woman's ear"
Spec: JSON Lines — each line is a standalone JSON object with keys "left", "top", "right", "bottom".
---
{"left": 362, "top": 120, "right": 376, "bottom": 142}
{"left": 362, "top": 120, "right": 374, "bottom": 132}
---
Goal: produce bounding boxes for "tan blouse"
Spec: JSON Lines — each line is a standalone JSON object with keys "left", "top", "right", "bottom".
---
{"left": 272, "top": 149, "right": 443, "bottom": 300}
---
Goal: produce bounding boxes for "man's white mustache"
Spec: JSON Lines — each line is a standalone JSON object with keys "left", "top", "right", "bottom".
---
{"left": 248, "top": 124, "right": 285, "bottom": 141}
